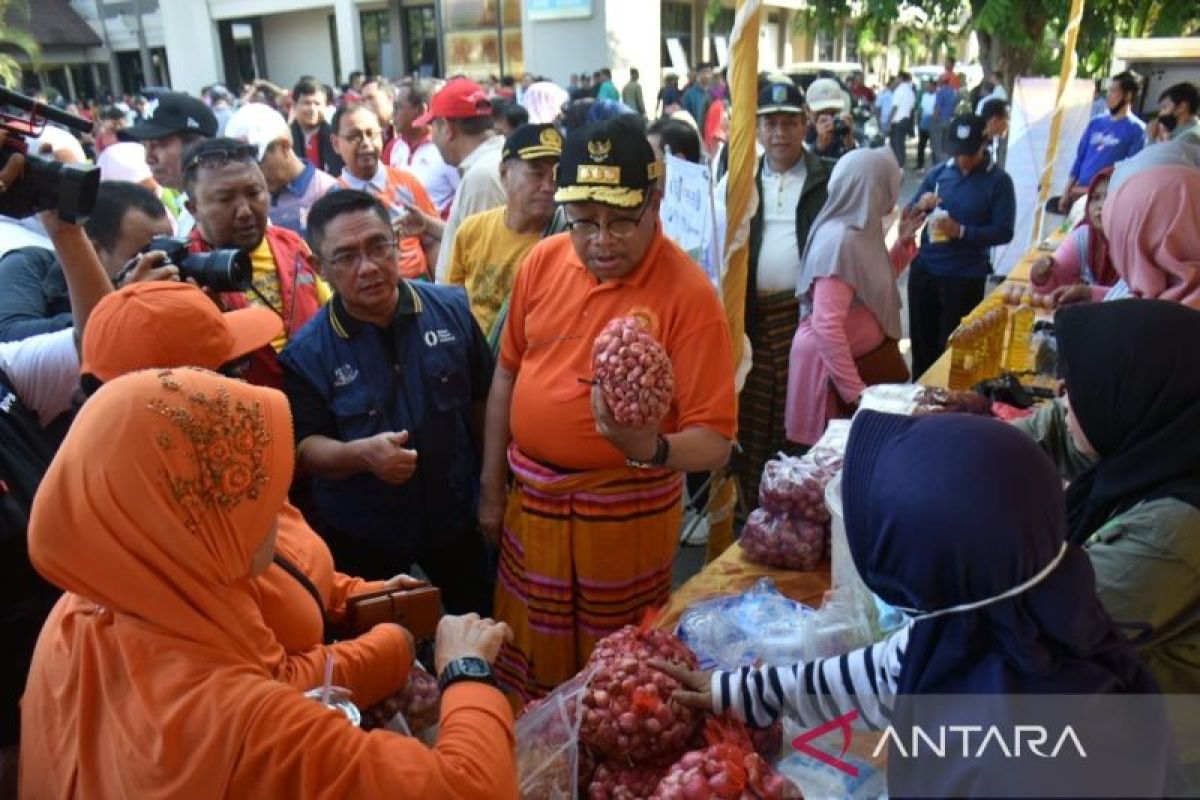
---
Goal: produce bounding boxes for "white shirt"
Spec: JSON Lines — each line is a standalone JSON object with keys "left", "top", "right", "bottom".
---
{"left": 891, "top": 81, "right": 916, "bottom": 123}
{"left": 0, "top": 328, "right": 80, "bottom": 427}
{"left": 755, "top": 157, "right": 808, "bottom": 293}
{"left": 338, "top": 162, "right": 392, "bottom": 194}
{"left": 389, "top": 137, "right": 461, "bottom": 215}
{"left": 975, "top": 86, "right": 1009, "bottom": 116}
{"left": 434, "top": 135, "right": 506, "bottom": 282}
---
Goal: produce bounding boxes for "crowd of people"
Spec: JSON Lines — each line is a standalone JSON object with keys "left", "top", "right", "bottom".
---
{"left": 0, "top": 56, "right": 1197, "bottom": 797}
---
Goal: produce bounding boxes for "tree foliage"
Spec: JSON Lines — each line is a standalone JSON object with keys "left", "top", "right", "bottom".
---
{"left": 0, "top": 0, "right": 40, "bottom": 88}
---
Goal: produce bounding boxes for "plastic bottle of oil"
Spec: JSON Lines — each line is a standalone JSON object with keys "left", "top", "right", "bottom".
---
{"left": 947, "top": 325, "right": 974, "bottom": 390}
{"left": 1004, "top": 303, "right": 1035, "bottom": 373}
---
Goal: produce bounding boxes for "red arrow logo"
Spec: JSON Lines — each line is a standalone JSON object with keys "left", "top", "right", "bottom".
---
{"left": 791, "top": 710, "right": 860, "bottom": 777}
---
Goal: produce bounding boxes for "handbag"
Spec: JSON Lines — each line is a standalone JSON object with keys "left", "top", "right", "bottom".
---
{"left": 832, "top": 337, "right": 911, "bottom": 416}
{"left": 337, "top": 584, "right": 443, "bottom": 641}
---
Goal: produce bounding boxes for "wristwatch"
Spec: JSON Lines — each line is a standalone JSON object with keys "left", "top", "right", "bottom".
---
{"left": 437, "top": 657, "right": 496, "bottom": 692}
{"left": 626, "top": 434, "right": 670, "bottom": 469}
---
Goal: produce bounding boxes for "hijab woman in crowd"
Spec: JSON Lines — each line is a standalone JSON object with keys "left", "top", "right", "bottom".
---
{"left": 784, "top": 148, "right": 920, "bottom": 446}
{"left": 1015, "top": 299, "right": 1200, "bottom": 779}
{"left": 658, "top": 412, "right": 1174, "bottom": 796}
{"left": 21, "top": 368, "right": 516, "bottom": 798}
{"left": 1029, "top": 166, "right": 1118, "bottom": 294}
{"left": 1052, "top": 164, "right": 1200, "bottom": 306}
{"left": 79, "top": 282, "right": 421, "bottom": 711}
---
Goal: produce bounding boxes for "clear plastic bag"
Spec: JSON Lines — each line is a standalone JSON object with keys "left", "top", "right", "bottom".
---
{"left": 741, "top": 508, "right": 826, "bottom": 571}
{"left": 516, "top": 666, "right": 597, "bottom": 800}
{"left": 676, "top": 579, "right": 817, "bottom": 670}
{"left": 360, "top": 663, "right": 440, "bottom": 742}
{"left": 758, "top": 456, "right": 834, "bottom": 523}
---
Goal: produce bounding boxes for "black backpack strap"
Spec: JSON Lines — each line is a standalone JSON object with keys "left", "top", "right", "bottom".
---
{"left": 271, "top": 552, "right": 332, "bottom": 644}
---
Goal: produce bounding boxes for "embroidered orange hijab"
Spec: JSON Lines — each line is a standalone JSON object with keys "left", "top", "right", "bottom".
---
{"left": 21, "top": 369, "right": 517, "bottom": 799}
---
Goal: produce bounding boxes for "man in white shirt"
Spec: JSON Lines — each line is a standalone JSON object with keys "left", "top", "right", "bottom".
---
{"left": 389, "top": 80, "right": 461, "bottom": 216}
{"left": 418, "top": 78, "right": 507, "bottom": 282}
{"left": 888, "top": 71, "right": 917, "bottom": 169}
{"left": 974, "top": 70, "right": 1009, "bottom": 115}
{"left": 714, "top": 80, "right": 830, "bottom": 508}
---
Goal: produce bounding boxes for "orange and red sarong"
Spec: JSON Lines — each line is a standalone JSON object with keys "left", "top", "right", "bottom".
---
{"left": 494, "top": 445, "right": 683, "bottom": 703}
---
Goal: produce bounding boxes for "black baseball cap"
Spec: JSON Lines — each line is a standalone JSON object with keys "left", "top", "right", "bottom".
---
{"left": 503, "top": 123, "right": 564, "bottom": 163}
{"left": 758, "top": 81, "right": 805, "bottom": 115}
{"left": 946, "top": 114, "right": 987, "bottom": 155}
{"left": 554, "top": 116, "right": 661, "bottom": 208}
{"left": 122, "top": 92, "right": 218, "bottom": 141}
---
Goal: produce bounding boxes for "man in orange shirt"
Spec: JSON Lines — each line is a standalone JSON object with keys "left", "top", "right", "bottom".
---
{"left": 331, "top": 104, "right": 439, "bottom": 280}
{"left": 480, "top": 116, "right": 737, "bottom": 701}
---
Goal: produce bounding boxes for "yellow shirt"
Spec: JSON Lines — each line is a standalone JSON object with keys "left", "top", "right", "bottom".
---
{"left": 248, "top": 237, "right": 332, "bottom": 352}
{"left": 446, "top": 206, "right": 541, "bottom": 338}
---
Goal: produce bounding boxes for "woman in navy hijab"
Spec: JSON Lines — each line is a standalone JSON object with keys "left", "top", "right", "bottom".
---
{"left": 658, "top": 412, "right": 1175, "bottom": 796}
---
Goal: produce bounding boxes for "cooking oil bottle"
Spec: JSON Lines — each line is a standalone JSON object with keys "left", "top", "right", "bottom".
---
{"left": 1004, "top": 303, "right": 1035, "bottom": 373}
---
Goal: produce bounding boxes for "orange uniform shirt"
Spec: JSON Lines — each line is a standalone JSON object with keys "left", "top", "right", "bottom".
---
{"left": 501, "top": 232, "right": 736, "bottom": 470}
{"left": 339, "top": 165, "right": 438, "bottom": 280}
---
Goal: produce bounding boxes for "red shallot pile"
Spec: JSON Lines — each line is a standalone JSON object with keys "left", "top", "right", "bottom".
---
{"left": 650, "top": 720, "right": 799, "bottom": 799}
{"left": 592, "top": 316, "right": 675, "bottom": 428}
{"left": 360, "top": 666, "right": 440, "bottom": 734}
{"left": 739, "top": 509, "right": 825, "bottom": 572}
{"left": 588, "top": 760, "right": 673, "bottom": 799}
{"left": 580, "top": 626, "right": 702, "bottom": 762}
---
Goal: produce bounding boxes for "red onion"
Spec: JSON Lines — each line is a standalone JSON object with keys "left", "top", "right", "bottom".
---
{"left": 758, "top": 456, "right": 833, "bottom": 523}
{"left": 588, "top": 760, "right": 673, "bottom": 799}
{"left": 740, "top": 509, "right": 826, "bottom": 571}
{"left": 593, "top": 316, "right": 675, "bottom": 428}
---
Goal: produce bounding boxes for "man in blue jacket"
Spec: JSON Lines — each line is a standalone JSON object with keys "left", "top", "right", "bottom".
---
{"left": 279, "top": 189, "right": 494, "bottom": 614}
{"left": 1048, "top": 71, "right": 1144, "bottom": 213}
{"left": 906, "top": 114, "right": 1016, "bottom": 377}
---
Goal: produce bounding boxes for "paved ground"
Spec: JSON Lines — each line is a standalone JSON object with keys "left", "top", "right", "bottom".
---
{"left": 670, "top": 147, "right": 928, "bottom": 590}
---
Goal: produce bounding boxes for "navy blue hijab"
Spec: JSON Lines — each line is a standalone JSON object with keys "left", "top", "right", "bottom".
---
{"left": 843, "top": 411, "right": 1172, "bottom": 795}
{"left": 1057, "top": 300, "right": 1200, "bottom": 544}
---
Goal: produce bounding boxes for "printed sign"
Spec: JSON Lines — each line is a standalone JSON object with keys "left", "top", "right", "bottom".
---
{"left": 526, "top": 0, "right": 593, "bottom": 21}
{"left": 660, "top": 152, "right": 719, "bottom": 289}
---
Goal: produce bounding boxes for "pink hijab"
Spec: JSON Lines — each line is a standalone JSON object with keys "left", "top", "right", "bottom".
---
{"left": 1101, "top": 164, "right": 1200, "bottom": 308}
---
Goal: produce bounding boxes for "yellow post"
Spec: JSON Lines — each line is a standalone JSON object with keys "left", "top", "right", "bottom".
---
{"left": 705, "top": 0, "right": 762, "bottom": 563}
{"left": 1030, "top": 0, "right": 1087, "bottom": 246}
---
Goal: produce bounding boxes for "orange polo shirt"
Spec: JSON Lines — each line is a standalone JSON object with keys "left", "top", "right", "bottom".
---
{"left": 501, "top": 231, "right": 736, "bottom": 470}
{"left": 338, "top": 165, "right": 438, "bottom": 280}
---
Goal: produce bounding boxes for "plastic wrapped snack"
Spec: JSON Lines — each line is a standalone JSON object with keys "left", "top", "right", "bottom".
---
{"left": 516, "top": 667, "right": 596, "bottom": 800}
{"left": 740, "top": 508, "right": 826, "bottom": 571}
{"left": 676, "top": 579, "right": 816, "bottom": 670}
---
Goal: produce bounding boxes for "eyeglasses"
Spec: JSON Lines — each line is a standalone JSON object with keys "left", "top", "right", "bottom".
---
{"left": 182, "top": 144, "right": 258, "bottom": 172}
{"left": 563, "top": 200, "right": 652, "bottom": 240}
{"left": 321, "top": 238, "right": 398, "bottom": 272}
{"left": 337, "top": 130, "right": 382, "bottom": 145}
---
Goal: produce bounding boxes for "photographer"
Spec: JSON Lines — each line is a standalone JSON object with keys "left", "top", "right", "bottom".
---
{"left": 183, "top": 138, "right": 329, "bottom": 388}
{"left": 0, "top": 182, "right": 176, "bottom": 343}
{"left": 0, "top": 135, "right": 116, "bottom": 792}
{"left": 805, "top": 78, "right": 856, "bottom": 168}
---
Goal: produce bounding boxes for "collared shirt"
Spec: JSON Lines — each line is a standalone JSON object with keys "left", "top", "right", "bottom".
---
{"left": 270, "top": 162, "right": 339, "bottom": 236}
{"left": 434, "top": 135, "right": 506, "bottom": 282}
{"left": 500, "top": 232, "right": 736, "bottom": 471}
{"left": 389, "top": 134, "right": 461, "bottom": 215}
{"left": 910, "top": 156, "right": 1016, "bottom": 278}
{"left": 337, "top": 163, "right": 438, "bottom": 280}
{"left": 756, "top": 157, "right": 809, "bottom": 292}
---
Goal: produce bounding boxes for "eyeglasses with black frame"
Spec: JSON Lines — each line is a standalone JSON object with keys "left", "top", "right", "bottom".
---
{"left": 182, "top": 143, "right": 259, "bottom": 173}
{"left": 563, "top": 198, "right": 652, "bottom": 240}
{"left": 320, "top": 237, "right": 399, "bottom": 272}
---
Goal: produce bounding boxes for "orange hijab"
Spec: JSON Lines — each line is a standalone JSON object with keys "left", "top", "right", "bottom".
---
{"left": 22, "top": 368, "right": 517, "bottom": 799}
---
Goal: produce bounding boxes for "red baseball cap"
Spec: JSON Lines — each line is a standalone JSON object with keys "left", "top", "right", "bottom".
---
{"left": 413, "top": 78, "right": 492, "bottom": 127}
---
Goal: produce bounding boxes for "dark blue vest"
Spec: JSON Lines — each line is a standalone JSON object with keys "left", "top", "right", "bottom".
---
{"left": 280, "top": 283, "right": 481, "bottom": 557}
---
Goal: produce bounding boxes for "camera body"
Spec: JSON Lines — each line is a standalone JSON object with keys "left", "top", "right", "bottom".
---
{"left": 0, "top": 88, "right": 100, "bottom": 222}
{"left": 146, "top": 236, "right": 252, "bottom": 293}
{"left": 833, "top": 116, "right": 850, "bottom": 138}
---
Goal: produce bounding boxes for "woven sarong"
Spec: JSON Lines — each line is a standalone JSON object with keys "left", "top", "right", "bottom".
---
{"left": 494, "top": 445, "right": 683, "bottom": 703}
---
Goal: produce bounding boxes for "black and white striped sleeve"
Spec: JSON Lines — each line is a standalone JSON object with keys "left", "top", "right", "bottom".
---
{"left": 710, "top": 625, "right": 908, "bottom": 731}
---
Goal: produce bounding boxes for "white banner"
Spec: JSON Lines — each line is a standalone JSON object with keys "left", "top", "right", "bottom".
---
{"left": 660, "top": 152, "right": 720, "bottom": 289}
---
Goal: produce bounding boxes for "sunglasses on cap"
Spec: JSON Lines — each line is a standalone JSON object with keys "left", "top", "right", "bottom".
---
{"left": 182, "top": 143, "right": 259, "bottom": 172}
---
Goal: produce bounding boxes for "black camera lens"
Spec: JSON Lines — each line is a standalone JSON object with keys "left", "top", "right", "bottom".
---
{"left": 177, "top": 249, "right": 252, "bottom": 293}
{"left": 0, "top": 152, "right": 100, "bottom": 223}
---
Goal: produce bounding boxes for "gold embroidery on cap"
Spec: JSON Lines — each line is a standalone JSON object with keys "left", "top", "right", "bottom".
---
{"left": 588, "top": 139, "right": 613, "bottom": 163}
{"left": 540, "top": 128, "right": 563, "bottom": 149}
{"left": 648, "top": 161, "right": 664, "bottom": 180}
{"left": 577, "top": 164, "right": 621, "bottom": 185}
{"left": 147, "top": 369, "right": 272, "bottom": 533}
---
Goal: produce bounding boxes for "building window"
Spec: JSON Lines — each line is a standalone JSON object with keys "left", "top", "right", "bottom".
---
{"left": 844, "top": 26, "right": 858, "bottom": 63}
{"left": 817, "top": 28, "right": 835, "bottom": 62}
{"left": 361, "top": 10, "right": 391, "bottom": 77}
{"left": 662, "top": 1, "right": 692, "bottom": 72}
{"left": 403, "top": 5, "right": 439, "bottom": 77}
{"left": 442, "top": 0, "right": 523, "bottom": 79}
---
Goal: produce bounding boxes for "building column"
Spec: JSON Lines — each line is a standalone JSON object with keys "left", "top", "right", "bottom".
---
{"left": 159, "top": 0, "right": 222, "bottom": 96}
{"left": 606, "top": 0, "right": 661, "bottom": 113}
{"left": 333, "top": 0, "right": 363, "bottom": 85}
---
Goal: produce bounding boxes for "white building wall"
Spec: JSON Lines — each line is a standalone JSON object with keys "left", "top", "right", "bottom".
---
{"left": 261, "top": 8, "right": 338, "bottom": 88}
{"left": 158, "top": 0, "right": 222, "bottom": 95}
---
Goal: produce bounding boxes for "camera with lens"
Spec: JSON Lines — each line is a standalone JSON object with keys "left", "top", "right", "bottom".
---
{"left": 833, "top": 116, "right": 850, "bottom": 137}
{"left": 0, "top": 87, "right": 100, "bottom": 222}
{"left": 145, "top": 236, "right": 252, "bottom": 293}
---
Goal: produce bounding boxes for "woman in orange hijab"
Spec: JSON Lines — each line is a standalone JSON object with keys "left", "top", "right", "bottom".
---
{"left": 21, "top": 368, "right": 517, "bottom": 798}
